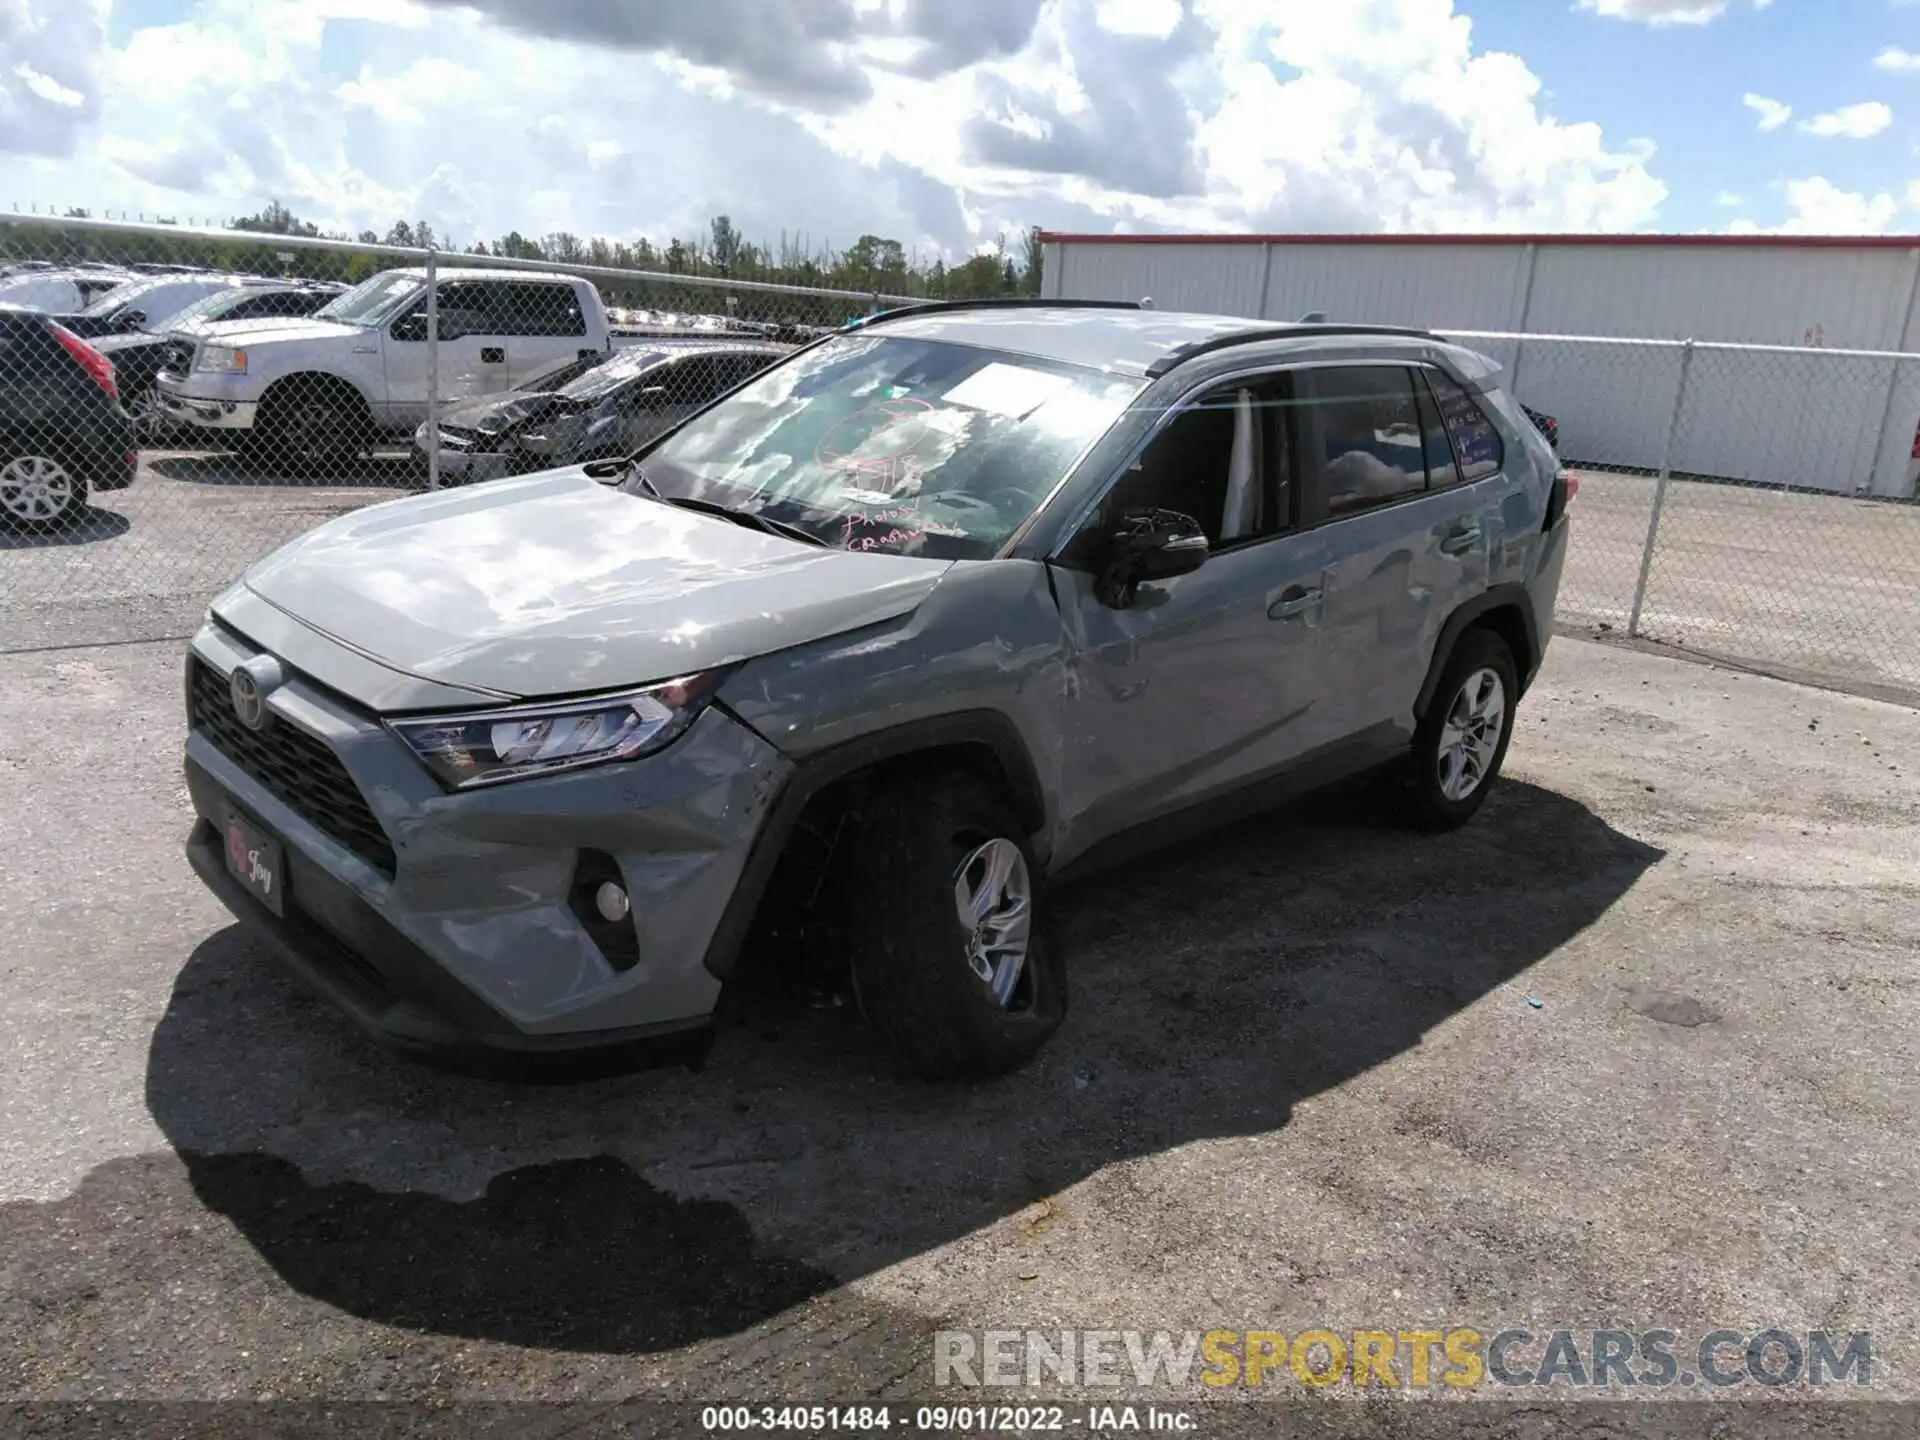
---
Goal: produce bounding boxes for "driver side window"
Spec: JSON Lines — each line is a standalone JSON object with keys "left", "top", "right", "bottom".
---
{"left": 1071, "top": 379, "right": 1294, "bottom": 563}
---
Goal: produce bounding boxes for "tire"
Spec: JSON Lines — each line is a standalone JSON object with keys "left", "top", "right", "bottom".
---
{"left": 0, "top": 452, "right": 86, "bottom": 529}
{"left": 1399, "top": 626, "right": 1519, "bottom": 832}
{"left": 257, "top": 377, "right": 365, "bottom": 475}
{"left": 844, "top": 774, "right": 1066, "bottom": 1080}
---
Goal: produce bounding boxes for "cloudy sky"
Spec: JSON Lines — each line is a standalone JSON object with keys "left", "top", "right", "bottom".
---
{"left": 0, "top": 0, "right": 1913, "bottom": 259}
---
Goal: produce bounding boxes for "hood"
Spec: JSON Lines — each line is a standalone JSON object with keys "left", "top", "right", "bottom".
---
{"left": 89, "top": 330, "right": 169, "bottom": 356}
{"left": 238, "top": 470, "right": 953, "bottom": 702}
{"left": 194, "top": 316, "right": 366, "bottom": 346}
{"left": 438, "top": 390, "right": 571, "bottom": 435}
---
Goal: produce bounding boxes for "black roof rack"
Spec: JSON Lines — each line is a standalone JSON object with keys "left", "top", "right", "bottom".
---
{"left": 1144, "top": 322, "right": 1438, "bottom": 378}
{"left": 845, "top": 297, "right": 1144, "bottom": 330}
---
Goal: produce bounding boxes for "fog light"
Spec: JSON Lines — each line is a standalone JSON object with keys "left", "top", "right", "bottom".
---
{"left": 594, "top": 881, "right": 630, "bottom": 923}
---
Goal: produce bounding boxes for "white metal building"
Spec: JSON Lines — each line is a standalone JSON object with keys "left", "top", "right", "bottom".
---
{"left": 1038, "top": 232, "right": 1920, "bottom": 497}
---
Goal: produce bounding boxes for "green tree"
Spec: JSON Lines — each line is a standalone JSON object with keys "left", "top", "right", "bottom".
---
{"left": 709, "top": 214, "right": 742, "bottom": 274}
{"left": 231, "top": 201, "right": 319, "bottom": 238}
{"left": 947, "top": 252, "right": 1003, "bottom": 298}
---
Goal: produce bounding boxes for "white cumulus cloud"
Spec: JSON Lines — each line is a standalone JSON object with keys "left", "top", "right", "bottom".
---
{"left": 1799, "top": 101, "right": 1894, "bottom": 138}
{"left": 1577, "top": 0, "right": 1769, "bottom": 25}
{"left": 1743, "top": 92, "right": 1792, "bottom": 131}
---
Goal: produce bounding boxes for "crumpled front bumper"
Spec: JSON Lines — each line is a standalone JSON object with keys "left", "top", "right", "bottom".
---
{"left": 181, "top": 620, "right": 794, "bottom": 1071}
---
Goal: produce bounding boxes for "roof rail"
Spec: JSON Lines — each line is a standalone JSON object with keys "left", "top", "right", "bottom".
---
{"left": 1143, "top": 322, "right": 1438, "bottom": 378}
{"left": 845, "top": 296, "right": 1144, "bottom": 330}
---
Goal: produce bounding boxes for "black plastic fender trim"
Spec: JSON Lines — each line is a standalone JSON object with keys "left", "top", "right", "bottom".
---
{"left": 699, "top": 709, "right": 1047, "bottom": 983}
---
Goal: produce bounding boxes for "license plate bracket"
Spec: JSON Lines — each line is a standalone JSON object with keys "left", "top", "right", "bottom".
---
{"left": 224, "top": 808, "right": 285, "bottom": 918}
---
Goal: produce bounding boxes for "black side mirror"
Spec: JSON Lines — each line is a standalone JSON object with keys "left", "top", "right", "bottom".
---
{"left": 390, "top": 313, "right": 426, "bottom": 343}
{"left": 1095, "top": 508, "right": 1208, "bottom": 608}
{"left": 636, "top": 385, "right": 669, "bottom": 408}
{"left": 117, "top": 310, "right": 145, "bottom": 331}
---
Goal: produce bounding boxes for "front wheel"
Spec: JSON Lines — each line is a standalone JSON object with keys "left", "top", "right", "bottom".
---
{"left": 845, "top": 775, "right": 1066, "bottom": 1080}
{"left": 257, "top": 382, "right": 364, "bottom": 474}
{"left": 1399, "top": 628, "right": 1519, "bottom": 832}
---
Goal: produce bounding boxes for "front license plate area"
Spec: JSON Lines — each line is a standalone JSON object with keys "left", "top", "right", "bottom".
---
{"left": 224, "top": 808, "right": 285, "bottom": 918}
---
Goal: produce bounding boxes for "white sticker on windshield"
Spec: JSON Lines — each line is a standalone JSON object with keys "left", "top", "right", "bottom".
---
{"left": 941, "top": 363, "right": 1071, "bottom": 420}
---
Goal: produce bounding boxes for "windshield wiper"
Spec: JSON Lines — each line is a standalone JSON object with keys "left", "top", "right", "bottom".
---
{"left": 654, "top": 493, "right": 825, "bottom": 547}
{"left": 601, "top": 464, "right": 823, "bottom": 547}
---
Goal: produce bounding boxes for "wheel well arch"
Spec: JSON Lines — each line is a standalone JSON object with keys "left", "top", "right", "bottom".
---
{"left": 258, "top": 370, "right": 375, "bottom": 426}
{"left": 1414, "top": 588, "right": 1540, "bottom": 723}
{"left": 700, "top": 710, "right": 1048, "bottom": 983}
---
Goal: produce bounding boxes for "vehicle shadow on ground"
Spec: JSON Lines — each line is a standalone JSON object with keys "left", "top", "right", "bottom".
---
{"left": 129, "top": 778, "right": 1660, "bottom": 1360}
{"left": 146, "top": 451, "right": 420, "bottom": 488}
{"left": 0, "top": 506, "right": 131, "bottom": 548}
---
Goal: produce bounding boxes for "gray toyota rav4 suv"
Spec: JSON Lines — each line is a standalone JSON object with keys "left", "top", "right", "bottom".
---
{"left": 184, "top": 300, "right": 1571, "bottom": 1079}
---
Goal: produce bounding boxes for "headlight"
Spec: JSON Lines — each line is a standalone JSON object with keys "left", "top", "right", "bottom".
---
{"left": 194, "top": 345, "right": 246, "bottom": 374}
{"left": 388, "top": 671, "right": 725, "bottom": 790}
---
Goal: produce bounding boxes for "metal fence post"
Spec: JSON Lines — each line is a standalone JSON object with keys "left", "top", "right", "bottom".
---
{"left": 425, "top": 244, "right": 440, "bottom": 492}
{"left": 1628, "top": 338, "right": 1696, "bottom": 638}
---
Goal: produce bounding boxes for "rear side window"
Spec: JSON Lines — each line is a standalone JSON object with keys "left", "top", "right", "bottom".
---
{"left": 1426, "top": 370, "right": 1504, "bottom": 482}
{"left": 487, "top": 282, "right": 587, "bottom": 338}
{"left": 1415, "top": 372, "right": 1462, "bottom": 489}
{"left": 1303, "top": 366, "right": 1428, "bottom": 517}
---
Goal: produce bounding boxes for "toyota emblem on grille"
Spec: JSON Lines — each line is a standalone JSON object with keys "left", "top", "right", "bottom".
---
{"left": 229, "top": 656, "right": 283, "bottom": 732}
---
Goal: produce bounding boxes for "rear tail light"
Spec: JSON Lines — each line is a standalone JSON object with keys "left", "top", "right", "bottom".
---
{"left": 1545, "top": 468, "right": 1578, "bottom": 530}
{"left": 51, "top": 323, "right": 119, "bottom": 402}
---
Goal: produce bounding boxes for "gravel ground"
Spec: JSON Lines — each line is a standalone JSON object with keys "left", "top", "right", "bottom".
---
{"left": 2, "top": 632, "right": 1917, "bottom": 1436}
{"left": 0, "top": 450, "right": 413, "bottom": 651}
{"left": 1556, "top": 468, "right": 1920, "bottom": 701}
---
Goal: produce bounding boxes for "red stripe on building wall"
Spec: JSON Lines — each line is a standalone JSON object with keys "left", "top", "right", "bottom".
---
{"left": 1035, "top": 231, "right": 1920, "bottom": 251}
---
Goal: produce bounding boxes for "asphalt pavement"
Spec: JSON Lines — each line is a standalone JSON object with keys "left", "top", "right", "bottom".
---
{"left": 3, "top": 634, "right": 1917, "bottom": 1433}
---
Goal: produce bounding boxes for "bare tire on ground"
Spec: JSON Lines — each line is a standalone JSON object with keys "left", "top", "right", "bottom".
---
{"left": 0, "top": 453, "right": 86, "bottom": 529}
{"left": 1400, "top": 626, "right": 1519, "bottom": 832}
{"left": 845, "top": 774, "right": 1065, "bottom": 1080}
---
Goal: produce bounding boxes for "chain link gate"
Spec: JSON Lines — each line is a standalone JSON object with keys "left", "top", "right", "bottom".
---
{"left": 1442, "top": 329, "right": 1920, "bottom": 701}
{"left": 0, "top": 212, "right": 910, "bottom": 651}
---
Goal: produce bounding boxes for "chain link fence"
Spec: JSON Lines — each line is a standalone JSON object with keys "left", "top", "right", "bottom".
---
{"left": 0, "top": 214, "right": 909, "bottom": 650}
{"left": 1441, "top": 330, "right": 1920, "bottom": 701}
{"left": 2, "top": 214, "right": 1918, "bottom": 703}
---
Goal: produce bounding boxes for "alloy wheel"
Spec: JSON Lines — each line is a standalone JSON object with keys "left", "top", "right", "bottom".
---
{"left": 952, "top": 837, "right": 1033, "bottom": 1009}
{"left": 1437, "top": 666, "right": 1507, "bottom": 802}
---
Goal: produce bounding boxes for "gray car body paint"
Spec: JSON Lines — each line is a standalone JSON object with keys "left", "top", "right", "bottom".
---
{"left": 185, "top": 309, "right": 1569, "bottom": 1056}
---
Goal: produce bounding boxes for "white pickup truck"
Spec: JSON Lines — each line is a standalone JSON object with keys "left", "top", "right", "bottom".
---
{"left": 155, "top": 267, "right": 623, "bottom": 468}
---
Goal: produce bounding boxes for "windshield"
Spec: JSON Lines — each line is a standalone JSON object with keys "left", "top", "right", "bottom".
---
{"left": 161, "top": 289, "right": 242, "bottom": 328}
{"left": 80, "top": 279, "right": 150, "bottom": 317}
{"left": 315, "top": 272, "right": 424, "bottom": 327}
{"left": 557, "top": 348, "right": 666, "bottom": 402}
{"left": 637, "top": 334, "right": 1142, "bottom": 561}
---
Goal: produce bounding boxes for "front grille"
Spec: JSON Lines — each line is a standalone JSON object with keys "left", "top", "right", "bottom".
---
{"left": 164, "top": 339, "right": 195, "bottom": 375}
{"left": 188, "top": 659, "right": 398, "bottom": 878}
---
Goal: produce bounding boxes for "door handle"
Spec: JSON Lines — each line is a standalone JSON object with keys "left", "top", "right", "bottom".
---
{"left": 1268, "top": 586, "right": 1323, "bottom": 621}
{"left": 1439, "top": 524, "right": 1481, "bottom": 556}
{"left": 480, "top": 347, "right": 506, "bottom": 365}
